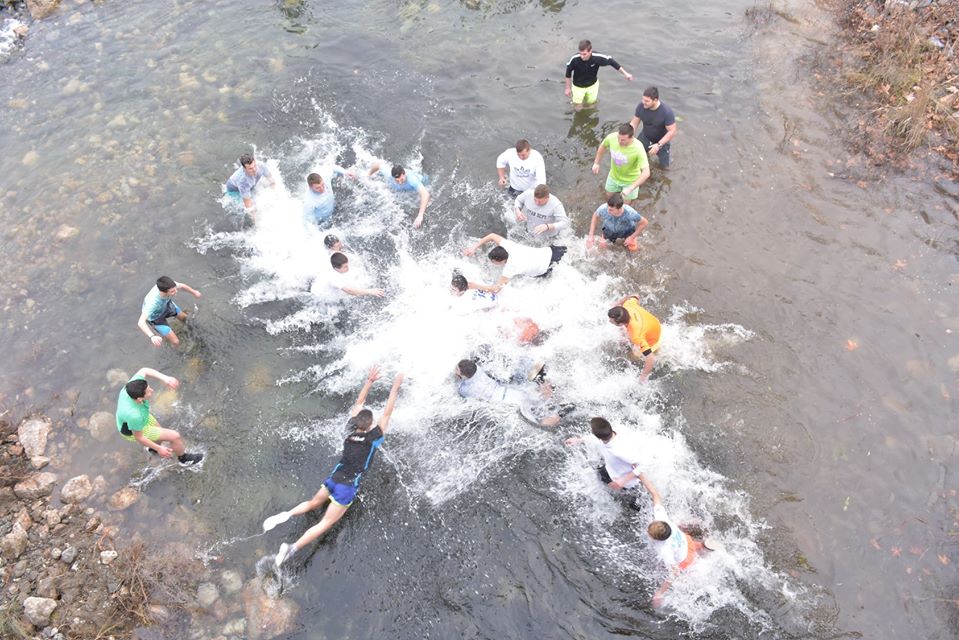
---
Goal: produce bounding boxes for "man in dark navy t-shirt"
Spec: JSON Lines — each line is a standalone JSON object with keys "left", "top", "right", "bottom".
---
{"left": 564, "top": 39, "right": 633, "bottom": 111}
{"left": 629, "top": 86, "right": 678, "bottom": 168}
{"left": 265, "top": 366, "right": 405, "bottom": 568}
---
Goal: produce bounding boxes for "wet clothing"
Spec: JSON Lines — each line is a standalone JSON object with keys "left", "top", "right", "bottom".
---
{"left": 565, "top": 53, "right": 621, "bottom": 88}
{"left": 499, "top": 240, "right": 565, "bottom": 280}
{"left": 330, "top": 424, "right": 384, "bottom": 488}
{"left": 116, "top": 375, "right": 151, "bottom": 436}
{"left": 226, "top": 163, "right": 272, "bottom": 200}
{"left": 514, "top": 189, "right": 569, "bottom": 239}
{"left": 459, "top": 290, "right": 498, "bottom": 311}
{"left": 594, "top": 203, "right": 645, "bottom": 237}
{"left": 457, "top": 368, "right": 526, "bottom": 404}
{"left": 633, "top": 101, "right": 675, "bottom": 145}
{"left": 379, "top": 167, "right": 427, "bottom": 192}
{"left": 600, "top": 430, "right": 644, "bottom": 490}
{"left": 623, "top": 298, "right": 661, "bottom": 355}
{"left": 570, "top": 81, "right": 600, "bottom": 105}
{"left": 142, "top": 286, "right": 178, "bottom": 322}
{"left": 323, "top": 475, "right": 358, "bottom": 507}
{"left": 497, "top": 148, "right": 546, "bottom": 193}
{"left": 303, "top": 165, "right": 346, "bottom": 223}
{"left": 602, "top": 133, "right": 649, "bottom": 184}
{"left": 651, "top": 504, "right": 696, "bottom": 569}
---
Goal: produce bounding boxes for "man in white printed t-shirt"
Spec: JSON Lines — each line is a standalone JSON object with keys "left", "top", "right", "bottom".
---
{"left": 496, "top": 139, "right": 546, "bottom": 197}
{"left": 564, "top": 417, "right": 648, "bottom": 509}
{"left": 462, "top": 232, "right": 566, "bottom": 294}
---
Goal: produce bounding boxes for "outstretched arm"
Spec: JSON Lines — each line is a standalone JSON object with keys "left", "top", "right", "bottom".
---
{"left": 463, "top": 233, "right": 505, "bottom": 256}
{"left": 414, "top": 186, "right": 430, "bottom": 228}
{"left": 378, "top": 373, "right": 405, "bottom": 433}
{"left": 618, "top": 66, "right": 634, "bottom": 81}
{"left": 367, "top": 162, "right": 382, "bottom": 177}
{"left": 174, "top": 281, "right": 202, "bottom": 298}
{"left": 639, "top": 473, "right": 663, "bottom": 506}
{"left": 351, "top": 366, "right": 380, "bottom": 416}
{"left": 342, "top": 285, "right": 385, "bottom": 298}
{"left": 133, "top": 367, "right": 179, "bottom": 389}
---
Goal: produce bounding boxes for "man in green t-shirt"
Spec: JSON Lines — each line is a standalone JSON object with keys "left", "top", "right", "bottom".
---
{"left": 591, "top": 123, "right": 650, "bottom": 204}
{"left": 115, "top": 367, "right": 203, "bottom": 466}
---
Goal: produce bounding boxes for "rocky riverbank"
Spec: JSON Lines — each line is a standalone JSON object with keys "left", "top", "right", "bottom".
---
{"left": 0, "top": 415, "right": 299, "bottom": 640}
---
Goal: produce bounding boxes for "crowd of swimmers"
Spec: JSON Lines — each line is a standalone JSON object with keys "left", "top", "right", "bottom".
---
{"left": 112, "top": 39, "right": 708, "bottom": 606}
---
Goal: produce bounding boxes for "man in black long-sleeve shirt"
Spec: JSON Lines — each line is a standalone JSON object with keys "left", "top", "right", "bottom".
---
{"left": 564, "top": 39, "right": 633, "bottom": 111}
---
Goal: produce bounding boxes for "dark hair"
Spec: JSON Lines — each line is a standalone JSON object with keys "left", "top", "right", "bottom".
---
{"left": 451, "top": 274, "right": 468, "bottom": 292}
{"left": 515, "top": 139, "right": 531, "bottom": 153}
{"left": 125, "top": 378, "right": 149, "bottom": 400}
{"left": 607, "top": 193, "right": 625, "bottom": 208}
{"left": 456, "top": 359, "right": 477, "bottom": 378}
{"left": 533, "top": 184, "right": 550, "bottom": 199}
{"left": 648, "top": 521, "right": 672, "bottom": 541}
{"left": 618, "top": 123, "right": 635, "bottom": 137}
{"left": 323, "top": 234, "right": 339, "bottom": 249}
{"left": 390, "top": 165, "right": 406, "bottom": 179}
{"left": 578, "top": 39, "right": 592, "bottom": 52}
{"left": 330, "top": 252, "right": 349, "bottom": 270}
{"left": 643, "top": 86, "right": 659, "bottom": 100}
{"left": 307, "top": 173, "right": 323, "bottom": 186}
{"left": 608, "top": 306, "right": 629, "bottom": 325}
{"left": 239, "top": 153, "right": 255, "bottom": 167}
{"left": 352, "top": 409, "right": 374, "bottom": 430}
{"left": 156, "top": 276, "right": 176, "bottom": 292}
{"left": 590, "top": 417, "right": 614, "bottom": 441}
{"left": 488, "top": 246, "right": 509, "bottom": 263}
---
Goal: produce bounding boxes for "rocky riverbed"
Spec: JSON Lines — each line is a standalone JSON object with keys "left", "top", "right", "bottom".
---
{"left": 0, "top": 415, "right": 299, "bottom": 640}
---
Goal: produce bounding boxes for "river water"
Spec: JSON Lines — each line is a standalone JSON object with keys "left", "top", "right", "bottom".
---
{"left": 1, "top": 0, "right": 957, "bottom": 638}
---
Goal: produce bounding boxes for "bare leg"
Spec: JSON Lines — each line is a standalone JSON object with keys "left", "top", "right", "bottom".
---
{"left": 154, "top": 427, "right": 186, "bottom": 456}
{"left": 288, "top": 486, "right": 331, "bottom": 518}
{"left": 176, "top": 310, "right": 188, "bottom": 322}
{"left": 290, "top": 502, "right": 349, "bottom": 551}
{"left": 164, "top": 329, "right": 181, "bottom": 348}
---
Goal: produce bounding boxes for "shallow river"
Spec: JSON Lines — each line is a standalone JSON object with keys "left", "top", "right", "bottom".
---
{"left": 1, "top": 0, "right": 957, "bottom": 638}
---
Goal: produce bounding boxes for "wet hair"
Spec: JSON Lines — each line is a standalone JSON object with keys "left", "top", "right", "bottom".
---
{"left": 156, "top": 276, "right": 176, "bottom": 292}
{"left": 618, "top": 123, "right": 635, "bottom": 137}
{"left": 590, "top": 417, "right": 614, "bottom": 442}
{"left": 533, "top": 184, "right": 550, "bottom": 199}
{"left": 456, "top": 359, "right": 477, "bottom": 378}
{"left": 239, "top": 153, "right": 255, "bottom": 168}
{"left": 323, "top": 234, "right": 340, "bottom": 249}
{"left": 352, "top": 409, "right": 374, "bottom": 430}
{"left": 643, "top": 86, "right": 659, "bottom": 100}
{"left": 488, "top": 246, "right": 509, "bottom": 263}
{"left": 515, "top": 139, "right": 531, "bottom": 153}
{"left": 608, "top": 306, "right": 629, "bottom": 325}
{"left": 330, "top": 252, "right": 349, "bottom": 270}
{"left": 648, "top": 520, "right": 672, "bottom": 541}
{"left": 125, "top": 378, "right": 149, "bottom": 400}
{"left": 390, "top": 165, "right": 406, "bottom": 179}
{"left": 307, "top": 173, "right": 323, "bottom": 186}
{"left": 607, "top": 193, "right": 625, "bottom": 208}
{"left": 451, "top": 274, "right": 468, "bottom": 292}
{"left": 578, "top": 39, "right": 592, "bottom": 52}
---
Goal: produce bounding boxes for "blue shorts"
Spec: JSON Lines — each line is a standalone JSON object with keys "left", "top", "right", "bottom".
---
{"left": 148, "top": 302, "right": 181, "bottom": 336}
{"left": 323, "top": 475, "right": 357, "bottom": 507}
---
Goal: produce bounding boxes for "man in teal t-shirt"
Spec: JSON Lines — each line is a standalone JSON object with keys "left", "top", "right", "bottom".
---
{"left": 115, "top": 367, "right": 203, "bottom": 465}
{"left": 592, "top": 123, "right": 650, "bottom": 204}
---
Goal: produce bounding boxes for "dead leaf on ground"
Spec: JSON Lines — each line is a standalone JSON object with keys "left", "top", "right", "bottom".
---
{"left": 939, "top": 554, "right": 951, "bottom": 566}
{"left": 845, "top": 339, "right": 860, "bottom": 351}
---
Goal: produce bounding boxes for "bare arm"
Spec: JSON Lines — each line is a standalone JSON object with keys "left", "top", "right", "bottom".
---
{"left": 629, "top": 115, "right": 641, "bottom": 133}
{"left": 137, "top": 311, "right": 163, "bottom": 347}
{"left": 618, "top": 66, "right": 633, "bottom": 81}
{"left": 367, "top": 162, "right": 382, "bottom": 177}
{"left": 377, "top": 374, "right": 405, "bottom": 433}
{"left": 650, "top": 123, "right": 678, "bottom": 156}
{"left": 471, "top": 275, "right": 509, "bottom": 293}
{"left": 463, "top": 233, "right": 505, "bottom": 256}
{"left": 351, "top": 366, "right": 380, "bottom": 416}
{"left": 174, "top": 281, "right": 202, "bottom": 298}
{"left": 639, "top": 473, "right": 663, "bottom": 506}
{"left": 628, "top": 166, "right": 651, "bottom": 194}
{"left": 341, "top": 286, "right": 385, "bottom": 298}
{"left": 625, "top": 217, "right": 649, "bottom": 246}
{"left": 414, "top": 186, "right": 430, "bottom": 228}
{"left": 592, "top": 144, "right": 607, "bottom": 174}
{"left": 133, "top": 368, "right": 179, "bottom": 389}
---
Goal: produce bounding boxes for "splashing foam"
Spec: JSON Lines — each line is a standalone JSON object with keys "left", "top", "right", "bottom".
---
{"left": 193, "top": 122, "right": 804, "bottom": 633}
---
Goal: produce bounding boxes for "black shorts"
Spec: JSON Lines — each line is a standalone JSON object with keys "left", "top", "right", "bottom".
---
{"left": 535, "top": 245, "right": 567, "bottom": 278}
{"left": 147, "top": 300, "right": 180, "bottom": 327}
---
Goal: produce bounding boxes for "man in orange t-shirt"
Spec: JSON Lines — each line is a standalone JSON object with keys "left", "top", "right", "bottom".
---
{"left": 607, "top": 295, "right": 661, "bottom": 382}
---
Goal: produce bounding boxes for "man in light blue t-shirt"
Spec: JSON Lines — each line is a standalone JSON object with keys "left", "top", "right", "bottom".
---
{"left": 367, "top": 161, "right": 430, "bottom": 229}
{"left": 303, "top": 164, "right": 354, "bottom": 225}
{"left": 587, "top": 192, "right": 648, "bottom": 251}
{"left": 225, "top": 153, "right": 275, "bottom": 221}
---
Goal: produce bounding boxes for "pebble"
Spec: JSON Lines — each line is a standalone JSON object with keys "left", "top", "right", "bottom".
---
{"left": 100, "top": 550, "right": 118, "bottom": 565}
{"left": 60, "top": 546, "right": 77, "bottom": 564}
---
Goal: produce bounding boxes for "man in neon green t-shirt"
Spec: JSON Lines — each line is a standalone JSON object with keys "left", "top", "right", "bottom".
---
{"left": 592, "top": 123, "right": 650, "bottom": 204}
{"left": 115, "top": 367, "right": 203, "bottom": 465}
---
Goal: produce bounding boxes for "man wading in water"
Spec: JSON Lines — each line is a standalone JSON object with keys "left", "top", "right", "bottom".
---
{"left": 264, "top": 366, "right": 404, "bottom": 568}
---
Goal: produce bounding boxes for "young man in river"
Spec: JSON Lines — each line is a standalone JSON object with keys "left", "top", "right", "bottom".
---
{"left": 564, "top": 417, "right": 648, "bottom": 507}
{"left": 592, "top": 123, "right": 650, "bottom": 205}
{"left": 513, "top": 184, "right": 570, "bottom": 244}
{"left": 496, "top": 139, "right": 547, "bottom": 197}
{"left": 367, "top": 162, "right": 430, "bottom": 229}
{"left": 312, "top": 252, "right": 384, "bottom": 298}
{"left": 629, "top": 86, "right": 678, "bottom": 169}
{"left": 137, "top": 276, "right": 202, "bottom": 349}
{"left": 265, "top": 367, "right": 404, "bottom": 567}
{"left": 303, "top": 164, "right": 355, "bottom": 225}
{"left": 462, "top": 232, "right": 567, "bottom": 293}
{"left": 607, "top": 294, "right": 661, "bottom": 382}
{"left": 225, "top": 153, "right": 276, "bottom": 221}
{"left": 564, "top": 39, "right": 633, "bottom": 111}
{"left": 115, "top": 367, "right": 203, "bottom": 465}
{"left": 454, "top": 358, "right": 560, "bottom": 427}
{"left": 586, "top": 192, "right": 648, "bottom": 251}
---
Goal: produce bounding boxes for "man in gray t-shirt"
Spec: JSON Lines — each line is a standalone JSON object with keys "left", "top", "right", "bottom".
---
{"left": 225, "top": 153, "right": 275, "bottom": 220}
{"left": 514, "top": 184, "right": 569, "bottom": 242}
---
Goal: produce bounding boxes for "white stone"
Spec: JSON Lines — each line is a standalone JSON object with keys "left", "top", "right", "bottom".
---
{"left": 23, "top": 596, "right": 57, "bottom": 627}
{"left": 18, "top": 416, "right": 51, "bottom": 458}
{"left": 99, "top": 550, "right": 118, "bottom": 565}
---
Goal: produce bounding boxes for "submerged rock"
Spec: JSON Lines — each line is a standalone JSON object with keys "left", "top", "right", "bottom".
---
{"left": 197, "top": 582, "right": 220, "bottom": 609}
{"left": 14, "top": 472, "right": 57, "bottom": 499}
{"left": 54, "top": 225, "right": 79, "bottom": 241}
{"left": 108, "top": 486, "right": 140, "bottom": 510}
{"left": 60, "top": 475, "right": 92, "bottom": 503}
{"left": 88, "top": 411, "right": 115, "bottom": 442}
{"left": 243, "top": 578, "right": 300, "bottom": 640}
{"left": 18, "top": 416, "right": 51, "bottom": 458}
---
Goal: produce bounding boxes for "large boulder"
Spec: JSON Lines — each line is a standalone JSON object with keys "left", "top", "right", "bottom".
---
{"left": 60, "top": 475, "right": 92, "bottom": 504}
{"left": 14, "top": 472, "right": 57, "bottom": 499}
{"left": 243, "top": 579, "right": 300, "bottom": 640}
{"left": 88, "top": 411, "right": 116, "bottom": 443}
{"left": 1, "top": 523, "right": 29, "bottom": 560}
{"left": 26, "top": 0, "right": 60, "bottom": 20}
{"left": 18, "top": 416, "right": 52, "bottom": 458}
{"left": 23, "top": 596, "right": 57, "bottom": 627}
